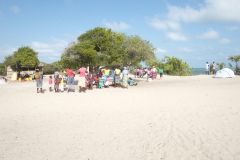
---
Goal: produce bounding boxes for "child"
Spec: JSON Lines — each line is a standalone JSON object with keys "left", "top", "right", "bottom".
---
{"left": 129, "top": 77, "right": 137, "bottom": 86}
{"left": 104, "top": 76, "right": 109, "bottom": 88}
{"left": 54, "top": 75, "right": 60, "bottom": 93}
{"left": 60, "top": 78, "right": 64, "bottom": 92}
{"left": 94, "top": 75, "right": 99, "bottom": 88}
{"left": 88, "top": 72, "right": 93, "bottom": 90}
{"left": 98, "top": 77, "right": 103, "bottom": 89}
{"left": 49, "top": 76, "right": 53, "bottom": 92}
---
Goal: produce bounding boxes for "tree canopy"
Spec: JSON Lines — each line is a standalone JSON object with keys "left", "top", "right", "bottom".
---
{"left": 4, "top": 46, "right": 39, "bottom": 71}
{"left": 61, "top": 27, "right": 156, "bottom": 69}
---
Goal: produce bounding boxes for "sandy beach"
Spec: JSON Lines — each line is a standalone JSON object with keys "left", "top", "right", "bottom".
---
{"left": 0, "top": 75, "right": 240, "bottom": 160}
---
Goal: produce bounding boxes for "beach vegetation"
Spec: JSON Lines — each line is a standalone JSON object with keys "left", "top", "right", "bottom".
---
{"left": 3, "top": 46, "right": 39, "bottom": 72}
{"left": 216, "top": 62, "right": 226, "bottom": 69}
{"left": 41, "top": 61, "right": 64, "bottom": 75}
{"left": 228, "top": 55, "right": 240, "bottom": 73}
{"left": 146, "top": 56, "right": 193, "bottom": 76}
{"left": 0, "top": 63, "right": 6, "bottom": 76}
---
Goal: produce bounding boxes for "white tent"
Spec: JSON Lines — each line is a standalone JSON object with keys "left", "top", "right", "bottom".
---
{"left": 214, "top": 68, "right": 235, "bottom": 78}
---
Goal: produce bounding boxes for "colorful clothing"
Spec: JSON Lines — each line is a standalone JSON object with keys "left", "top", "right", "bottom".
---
{"left": 36, "top": 72, "right": 43, "bottom": 88}
{"left": 78, "top": 77, "right": 86, "bottom": 87}
{"left": 104, "top": 69, "right": 110, "bottom": 75}
{"left": 122, "top": 75, "right": 128, "bottom": 87}
{"left": 115, "top": 75, "right": 120, "bottom": 83}
{"left": 88, "top": 74, "right": 93, "bottom": 84}
{"left": 54, "top": 78, "right": 60, "bottom": 89}
{"left": 78, "top": 68, "right": 86, "bottom": 77}
{"left": 130, "top": 80, "right": 133, "bottom": 86}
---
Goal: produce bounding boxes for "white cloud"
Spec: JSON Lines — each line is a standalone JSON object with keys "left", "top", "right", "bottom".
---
{"left": 219, "top": 38, "right": 230, "bottom": 44}
{"left": 166, "top": 32, "right": 188, "bottom": 41}
{"left": 148, "top": 18, "right": 181, "bottom": 31}
{"left": 103, "top": 20, "right": 131, "bottom": 31}
{"left": 197, "top": 29, "right": 219, "bottom": 39}
{"left": 0, "top": 46, "right": 18, "bottom": 57}
{"left": 167, "top": 0, "right": 240, "bottom": 23}
{"left": 179, "top": 47, "right": 194, "bottom": 53}
{"left": 30, "top": 38, "right": 68, "bottom": 57}
{"left": 10, "top": 6, "right": 20, "bottom": 13}
{"left": 227, "top": 25, "right": 239, "bottom": 31}
{"left": 156, "top": 48, "right": 167, "bottom": 53}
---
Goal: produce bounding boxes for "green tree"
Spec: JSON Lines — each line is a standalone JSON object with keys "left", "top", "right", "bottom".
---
{"left": 61, "top": 27, "right": 156, "bottom": 70}
{"left": 4, "top": 46, "right": 39, "bottom": 71}
{"left": 122, "top": 35, "right": 156, "bottom": 66}
{"left": 147, "top": 56, "right": 193, "bottom": 76}
{"left": 228, "top": 55, "right": 240, "bottom": 73}
{"left": 216, "top": 62, "right": 226, "bottom": 69}
{"left": 0, "top": 63, "right": 6, "bottom": 76}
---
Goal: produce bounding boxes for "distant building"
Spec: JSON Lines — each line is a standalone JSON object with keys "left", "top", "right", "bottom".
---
{"left": 6, "top": 63, "right": 44, "bottom": 79}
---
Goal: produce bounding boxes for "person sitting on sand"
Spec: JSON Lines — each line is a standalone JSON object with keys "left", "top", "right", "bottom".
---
{"left": 129, "top": 77, "right": 137, "bottom": 86}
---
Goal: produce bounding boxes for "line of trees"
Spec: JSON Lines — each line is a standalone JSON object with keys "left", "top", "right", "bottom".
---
{"left": 3, "top": 27, "right": 195, "bottom": 76}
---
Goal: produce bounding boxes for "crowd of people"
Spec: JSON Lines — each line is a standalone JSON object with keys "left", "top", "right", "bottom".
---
{"left": 34, "top": 66, "right": 138, "bottom": 93}
{"left": 205, "top": 62, "right": 216, "bottom": 75}
{"left": 134, "top": 66, "right": 163, "bottom": 81}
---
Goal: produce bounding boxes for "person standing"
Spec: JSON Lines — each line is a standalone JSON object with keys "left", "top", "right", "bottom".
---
{"left": 78, "top": 65, "right": 87, "bottom": 93}
{"left": 210, "top": 63, "right": 213, "bottom": 75}
{"left": 152, "top": 66, "right": 156, "bottom": 80}
{"left": 67, "top": 66, "right": 75, "bottom": 93}
{"left": 103, "top": 67, "right": 110, "bottom": 83}
{"left": 205, "top": 62, "right": 209, "bottom": 75}
{"left": 88, "top": 71, "right": 93, "bottom": 90}
{"left": 122, "top": 67, "right": 129, "bottom": 88}
{"left": 159, "top": 67, "right": 163, "bottom": 79}
{"left": 114, "top": 67, "right": 121, "bottom": 88}
{"left": 54, "top": 68, "right": 60, "bottom": 78}
{"left": 35, "top": 68, "right": 44, "bottom": 93}
{"left": 213, "top": 62, "right": 216, "bottom": 74}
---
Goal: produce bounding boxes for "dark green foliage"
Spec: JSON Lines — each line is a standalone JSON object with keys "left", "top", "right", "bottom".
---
{"left": 42, "top": 61, "right": 65, "bottom": 75}
{"left": 0, "top": 63, "right": 6, "bottom": 76}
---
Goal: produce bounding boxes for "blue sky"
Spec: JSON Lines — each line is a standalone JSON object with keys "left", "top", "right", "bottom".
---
{"left": 0, "top": 0, "right": 240, "bottom": 68}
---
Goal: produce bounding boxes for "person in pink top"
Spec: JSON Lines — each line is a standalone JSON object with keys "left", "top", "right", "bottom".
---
{"left": 138, "top": 69, "right": 142, "bottom": 78}
{"left": 49, "top": 76, "right": 53, "bottom": 92}
{"left": 67, "top": 66, "right": 75, "bottom": 93}
{"left": 78, "top": 65, "right": 87, "bottom": 93}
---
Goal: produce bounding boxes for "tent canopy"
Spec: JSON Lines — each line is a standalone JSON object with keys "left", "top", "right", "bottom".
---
{"left": 214, "top": 68, "right": 235, "bottom": 78}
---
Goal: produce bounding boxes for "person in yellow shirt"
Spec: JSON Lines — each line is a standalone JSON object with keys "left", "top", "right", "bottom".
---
{"left": 114, "top": 67, "right": 121, "bottom": 88}
{"left": 103, "top": 67, "right": 110, "bottom": 83}
{"left": 60, "top": 78, "right": 64, "bottom": 92}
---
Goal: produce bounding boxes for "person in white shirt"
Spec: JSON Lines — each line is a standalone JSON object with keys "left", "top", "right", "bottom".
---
{"left": 205, "top": 62, "right": 209, "bottom": 75}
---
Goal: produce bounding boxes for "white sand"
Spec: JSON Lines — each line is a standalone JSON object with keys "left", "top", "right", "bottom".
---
{"left": 0, "top": 75, "right": 240, "bottom": 160}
